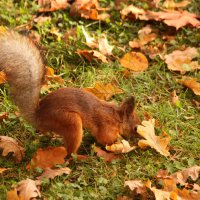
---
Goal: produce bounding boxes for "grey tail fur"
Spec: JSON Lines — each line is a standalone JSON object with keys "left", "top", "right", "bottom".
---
{"left": 0, "top": 31, "right": 45, "bottom": 125}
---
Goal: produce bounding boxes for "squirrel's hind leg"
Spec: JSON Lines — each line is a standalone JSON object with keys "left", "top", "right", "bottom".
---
{"left": 56, "top": 112, "right": 83, "bottom": 156}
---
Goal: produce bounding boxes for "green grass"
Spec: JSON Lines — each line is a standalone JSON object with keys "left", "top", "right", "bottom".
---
{"left": 0, "top": 0, "right": 200, "bottom": 199}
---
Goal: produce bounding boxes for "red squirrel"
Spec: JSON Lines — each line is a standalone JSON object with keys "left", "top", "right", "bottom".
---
{"left": 0, "top": 31, "right": 140, "bottom": 156}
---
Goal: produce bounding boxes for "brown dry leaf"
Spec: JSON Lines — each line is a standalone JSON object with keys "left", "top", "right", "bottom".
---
{"left": 121, "top": 5, "right": 200, "bottom": 29}
{"left": 129, "top": 25, "right": 157, "bottom": 49}
{"left": 26, "top": 146, "right": 67, "bottom": 170}
{"left": 33, "top": 16, "right": 51, "bottom": 25}
{"left": 16, "top": 179, "right": 41, "bottom": 200}
{"left": 45, "top": 66, "right": 65, "bottom": 84}
{"left": 0, "top": 112, "right": 8, "bottom": 121}
{"left": 124, "top": 180, "right": 146, "bottom": 196}
{"left": 0, "top": 167, "right": 10, "bottom": 174}
{"left": 0, "top": 71, "right": 7, "bottom": 84}
{"left": 37, "top": 167, "right": 71, "bottom": 180}
{"left": 77, "top": 49, "right": 108, "bottom": 63}
{"left": 85, "top": 82, "right": 123, "bottom": 100}
{"left": 70, "top": 0, "right": 110, "bottom": 21}
{"left": 38, "top": 0, "right": 70, "bottom": 12}
{"left": 0, "top": 136, "right": 25, "bottom": 163}
{"left": 93, "top": 146, "right": 119, "bottom": 162}
{"left": 164, "top": 47, "right": 200, "bottom": 74}
{"left": 106, "top": 139, "right": 137, "bottom": 153}
{"left": 137, "top": 119, "right": 171, "bottom": 157}
{"left": 98, "top": 34, "right": 114, "bottom": 56}
{"left": 170, "top": 90, "right": 179, "bottom": 105}
{"left": 163, "top": 0, "right": 190, "bottom": 9}
{"left": 6, "top": 189, "right": 20, "bottom": 200}
{"left": 119, "top": 52, "right": 148, "bottom": 72}
{"left": 178, "top": 76, "right": 200, "bottom": 96}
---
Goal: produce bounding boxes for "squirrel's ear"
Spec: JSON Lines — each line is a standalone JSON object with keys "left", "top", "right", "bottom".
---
{"left": 119, "top": 96, "right": 135, "bottom": 116}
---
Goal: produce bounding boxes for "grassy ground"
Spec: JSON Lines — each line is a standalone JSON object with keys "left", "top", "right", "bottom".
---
{"left": 0, "top": 0, "right": 200, "bottom": 199}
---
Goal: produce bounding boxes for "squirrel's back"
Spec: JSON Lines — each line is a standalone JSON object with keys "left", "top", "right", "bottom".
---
{"left": 0, "top": 31, "right": 45, "bottom": 124}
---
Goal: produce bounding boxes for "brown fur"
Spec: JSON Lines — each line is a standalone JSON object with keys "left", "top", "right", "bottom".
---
{"left": 0, "top": 32, "right": 140, "bottom": 156}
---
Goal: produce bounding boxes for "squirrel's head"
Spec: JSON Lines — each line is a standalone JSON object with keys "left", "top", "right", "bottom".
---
{"left": 118, "top": 96, "right": 141, "bottom": 139}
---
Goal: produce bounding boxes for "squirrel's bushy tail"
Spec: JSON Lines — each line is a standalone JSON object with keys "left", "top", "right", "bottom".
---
{"left": 0, "top": 31, "right": 44, "bottom": 125}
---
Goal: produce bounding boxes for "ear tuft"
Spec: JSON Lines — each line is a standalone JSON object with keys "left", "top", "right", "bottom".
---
{"left": 120, "top": 96, "right": 135, "bottom": 116}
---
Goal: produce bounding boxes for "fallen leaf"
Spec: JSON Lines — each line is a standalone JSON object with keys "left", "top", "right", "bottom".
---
{"left": 26, "top": 146, "right": 67, "bottom": 170}
{"left": 106, "top": 139, "right": 136, "bottom": 153}
{"left": 114, "top": 0, "right": 128, "bottom": 10}
{"left": 70, "top": 0, "right": 110, "bottom": 20}
{"left": 164, "top": 47, "right": 200, "bottom": 74}
{"left": 163, "top": 0, "right": 190, "bottom": 9}
{"left": 84, "top": 82, "right": 123, "bottom": 100}
{"left": 0, "top": 112, "right": 8, "bottom": 121}
{"left": 0, "top": 136, "right": 25, "bottom": 163}
{"left": 33, "top": 16, "right": 51, "bottom": 25}
{"left": 124, "top": 180, "right": 146, "bottom": 196}
{"left": 16, "top": 179, "right": 41, "bottom": 200}
{"left": 82, "top": 26, "right": 98, "bottom": 48}
{"left": 77, "top": 49, "right": 108, "bottom": 63}
{"left": 0, "top": 167, "right": 10, "bottom": 174}
{"left": 121, "top": 5, "right": 200, "bottom": 29}
{"left": 98, "top": 34, "right": 114, "bottom": 56}
{"left": 137, "top": 119, "right": 171, "bottom": 157}
{"left": 119, "top": 52, "right": 148, "bottom": 72}
{"left": 178, "top": 76, "right": 200, "bottom": 95}
{"left": 93, "top": 146, "right": 119, "bottom": 162}
{"left": 6, "top": 189, "right": 20, "bottom": 200}
{"left": 129, "top": 25, "right": 157, "bottom": 48}
{"left": 37, "top": 167, "right": 71, "bottom": 180}
{"left": 38, "top": 0, "right": 70, "bottom": 12}
{"left": 0, "top": 71, "right": 7, "bottom": 84}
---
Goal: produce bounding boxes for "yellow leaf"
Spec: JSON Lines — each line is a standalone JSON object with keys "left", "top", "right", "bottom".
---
{"left": 137, "top": 119, "right": 171, "bottom": 157}
{"left": 0, "top": 71, "right": 7, "bottom": 84}
{"left": 85, "top": 82, "right": 123, "bottom": 100}
{"left": 119, "top": 52, "right": 148, "bottom": 72}
{"left": 178, "top": 76, "right": 200, "bottom": 96}
{"left": 6, "top": 189, "right": 20, "bottom": 200}
{"left": 106, "top": 139, "right": 136, "bottom": 153}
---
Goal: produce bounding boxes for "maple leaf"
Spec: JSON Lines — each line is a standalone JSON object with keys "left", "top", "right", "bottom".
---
{"left": 164, "top": 47, "right": 200, "bottom": 74}
{"left": 16, "top": 179, "right": 41, "bottom": 200}
{"left": 137, "top": 119, "right": 171, "bottom": 157}
{"left": 37, "top": 167, "right": 71, "bottom": 180}
{"left": 26, "top": 146, "right": 67, "bottom": 170}
{"left": 84, "top": 82, "right": 123, "bottom": 100}
{"left": 178, "top": 76, "right": 200, "bottom": 96}
{"left": 0, "top": 136, "right": 25, "bottom": 163}
{"left": 106, "top": 139, "right": 137, "bottom": 153}
{"left": 77, "top": 49, "right": 108, "bottom": 63}
{"left": 38, "top": 0, "right": 70, "bottom": 12}
{"left": 82, "top": 26, "right": 98, "bottom": 49}
{"left": 93, "top": 146, "right": 119, "bottom": 162}
{"left": 119, "top": 52, "right": 148, "bottom": 72}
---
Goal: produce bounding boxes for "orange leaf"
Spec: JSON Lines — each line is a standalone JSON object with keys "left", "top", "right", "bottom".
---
{"left": 77, "top": 49, "right": 108, "bottom": 63}
{"left": 119, "top": 52, "right": 148, "bottom": 72}
{"left": 38, "top": 0, "right": 70, "bottom": 12}
{"left": 0, "top": 167, "right": 10, "bottom": 174}
{"left": 45, "top": 66, "right": 65, "bottom": 84}
{"left": 164, "top": 47, "right": 200, "bottom": 74}
{"left": 0, "top": 71, "right": 7, "bottom": 84}
{"left": 84, "top": 82, "right": 123, "bottom": 100}
{"left": 178, "top": 76, "right": 200, "bottom": 96}
{"left": 26, "top": 146, "right": 67, "bottom": 170}
{"left": 93, "top": 146, "right": 119, "bottom": 162}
